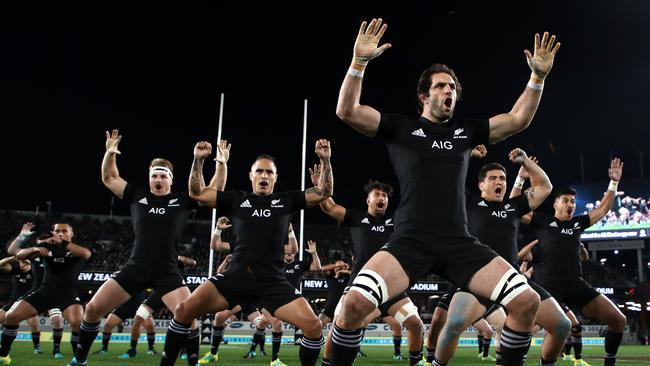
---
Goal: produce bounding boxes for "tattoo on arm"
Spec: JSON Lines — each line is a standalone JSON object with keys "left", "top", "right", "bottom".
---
{"left": 318, "top": 159, "right": 333, "bottom": 197}
{"left": 189, "top": 158, "right": 204, "bottom": 195}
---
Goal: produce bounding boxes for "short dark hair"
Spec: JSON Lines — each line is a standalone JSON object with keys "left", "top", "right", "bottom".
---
{"left": 251, "top": 154, "right": 277, "bottom": 170}
{"left": 50, "top": 222, "right": 73, "bottom": 231}
{"left": 554, "top": 187, "right": 577, "bottom": 199}
{"left": 478, "top": 163, "right": 506, "bottom": 182}
{"left": 416, "top": 63, "right": 462, "bottom": 114}
{"left": 364, "top": 180, "right": 394, "bottom": 197}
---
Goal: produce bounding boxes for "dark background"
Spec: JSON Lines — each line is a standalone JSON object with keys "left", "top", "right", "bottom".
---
{"left": 2, "top": 1, "right": 649, "bottom": 223}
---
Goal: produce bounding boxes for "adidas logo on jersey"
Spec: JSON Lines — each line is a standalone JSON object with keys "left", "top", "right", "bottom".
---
{"left": 138, "top": 197, "right": 148, "bottom": 205}
{"left": 411, "top": 128, "right": 426, "bottom": 138}
{"left": 240, "top": 199, "right": 252, "bottom": 208}
{"left": 361, "top": 217, "right": 370, "bottom": 224}
{"left": 549, "top": 222, "right": 558, "bottom": 227}
{"left": 478, "top": 200, "right": 488, "bottom": 207}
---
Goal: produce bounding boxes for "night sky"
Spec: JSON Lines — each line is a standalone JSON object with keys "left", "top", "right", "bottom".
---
{"left": 2, "top": 1, "right": 649, "bottom": 224}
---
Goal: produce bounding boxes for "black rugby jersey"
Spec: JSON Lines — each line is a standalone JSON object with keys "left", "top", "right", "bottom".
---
{"left": 529, "top": 213, "right": 592, "bottom": 280}
{"left": 7, "top": 263, "right": 34, "bottom": 299}
{"left": 37, "top": 242, "right": 89, "bottom": 288}
{"left": 122, "top": 184, "right": 198, "bottom": 271}
{"left": 343, "top": 208, "right": 393, "bottom": 276}
{"left": 284, "top": 260, "right": 309, "bottom": 289}
{"left": 216, "top": 190, "right": 305, "bottom": 268}
{"left": 467, "top": 194, "right": 530, "bottom": 267}
{"left": 377, "top": 114, "right": 489, "bottom": 237}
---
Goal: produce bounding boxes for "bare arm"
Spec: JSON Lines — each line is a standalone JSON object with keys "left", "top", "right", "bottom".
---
{"left": 0, "top": 256, "right": 16, "bottom": 272}
{"left": 65, "top": 241, "right": 92, "bottom": 260}
{"left": 102, "top": 130, "right": 128, "bottom": 198}
{"left": 509, "top": 156, "right": 537, "bottom": 199}
{"left": 216, "top": 254, "right": 232, "bottom": 274}
{"left": 309, "top": 164, "right": 346, "bottom": 222}
{"left": 210, "top": 217, "right": 232, "bottom": 252}
{"left": 336, "top": 18, "right": 391, "bottom": 137}
{"left": 285, "top": 223, "right": 299, "bottom": 254}
{"left": 16, "top": 247, "right": 48, "bottom": 260}
{"left": 579, "top": 243, "right": 589, "bottom": 262}
{"left": 508, "top": 150, "right": 552, "bottom": 210}
{"left": 518, "top": 239, "right": 538, "bottom": 262}
{"left": 207, "top": 140, "right": 230, "bottom": 191}
{"left": 588, "top": 158, "right": 623, "bottom": 226}
{"left": 489, "top": 32, "right": 561, "bottom": 143}
{"left": 7, "top": 222, "right": 35, "bottom": 255}
{"left": 305, "top": 240, "right": 322, "bottom": 272}
{"left": 306, "top": 139, "right": 333, "bottom": 207}
{"left": 188, "top": 141, "right": 218, "bottom": 207}
{"left": 177, "top": 255, "right": 198, "bottom": 267}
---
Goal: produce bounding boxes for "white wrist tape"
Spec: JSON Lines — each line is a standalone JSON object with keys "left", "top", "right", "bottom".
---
{"left": 513, "top": 176, "right": 526, "bottom": 189}
{"left": 213, "top": 228, "right": 222, "bottom": 236}
{"left": 527, "top": 81, "right": 544, "bottom": 90}
{"left": 608, "top": 180, "right": 619, "bottom": 192}
{"left": 288, "top": 231, "right": 296, "bottom": 239}
{"left": 347, "top": 68, "right": 364, "bottom": 78}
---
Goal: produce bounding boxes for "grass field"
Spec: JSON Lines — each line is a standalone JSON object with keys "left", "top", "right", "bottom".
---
{"left": 5, "top": 342, "right": 650, "bottom": 366}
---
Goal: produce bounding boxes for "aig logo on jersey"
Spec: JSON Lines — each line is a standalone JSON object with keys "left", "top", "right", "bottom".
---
{"left": 371, "top": 225, "right": 385, "bottom": 232}
{"left": 492, "top": 210, "right": 507, "bottom": 218}
{"left": 431, "top": 140, "right": 453, "bottom": 150}
{"left": 252, "top": 209, "right": 271, "bottom": 217}
{"left": 149, "top": 207, "right": 166, "bottom": 215}
{"left": 560, "top": 228, "right": 574, "bottom": 235}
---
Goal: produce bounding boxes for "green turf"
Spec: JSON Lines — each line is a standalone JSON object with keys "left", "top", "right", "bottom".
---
{"left": 5, "top": 342, "right": 650, "bottom": 365}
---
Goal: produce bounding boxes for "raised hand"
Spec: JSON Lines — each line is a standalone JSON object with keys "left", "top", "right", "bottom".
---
{"left": 19, "top": 222, "right": 35, "bottom": 238}
{"left": 193, "top": 141, "right": 212, "bottom": 160}
{"left": 309, "top": 164, "right": 321, "bottom": 187}
{"left": 215, "top": 140, "right": 231, "bottom": 164}
{"left": 524, "top": 31, "right": 561, "bottom": 80}
{"left": 105, "top": 129, "right": 123, "bottom": 154}
{"left": 353, "top": 18, "right": 392, "bottom": 67}
{"left": 217, "top": 216, "right": 232, "bottom": 231}
{"left": 517, "top": 156, "right": 538, "bottom": 179}
{"left": 609, "top": 158, "right": 623, "bottom": 181}
{"left": 315, "top": 139, "right": 331, "bottom": 160}
{"left": 471, "top": 145, "right": 487, "bottom": 159}
{"left": 509, "top": 148, "right": 529, "bottom": 164}
{"left": 306, "top": 240, "right": 317, "bottom": 254}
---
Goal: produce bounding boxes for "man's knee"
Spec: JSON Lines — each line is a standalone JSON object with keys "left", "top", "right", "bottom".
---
{"left": 84, "top": 300, "right": 106, "bottom": 321}
{"left": 444, "top": 313, "right": 469, "bottom": 338}
{"left": 302, "top": 317, "right": 323, "bottom": 338}
{"left": 403, "top": 315, "right": 423, "bottom": 335}
{"left": 4, "top": 311, "right": 22, "bottom": 326}
{"left": 553, "top": 314, "right": 571, "bottom": 339}
{"left": 341, "top": 291, "right": 376, "bottom": 320}
{"left": 174, "top": 300, "right": 194, "bottom": 322}
{"left": 505, "top": 289, "right": 540, "bottom": 321}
